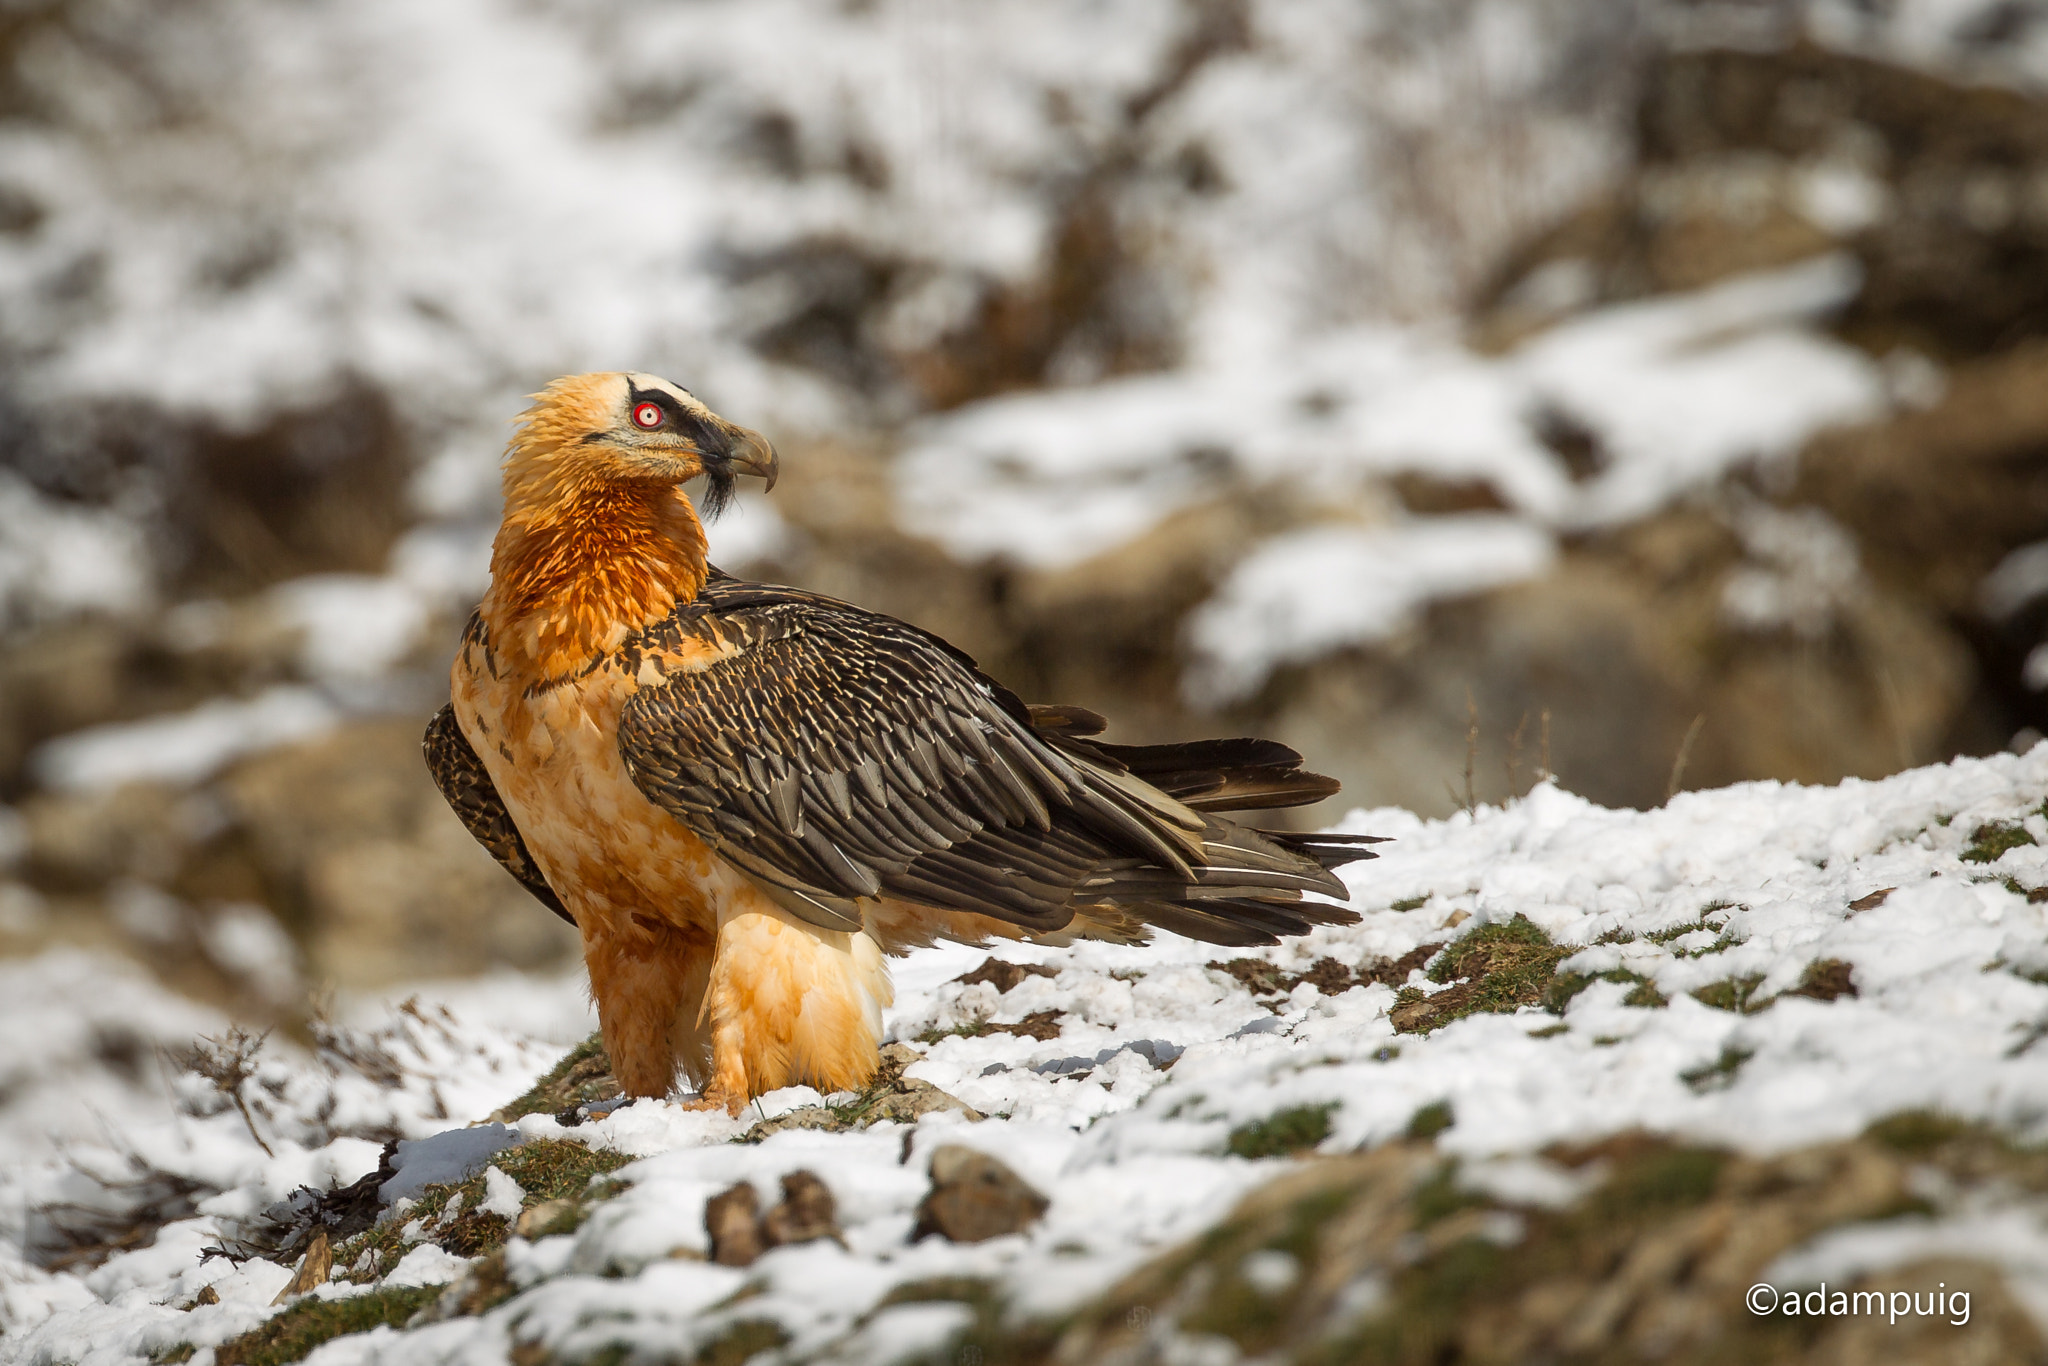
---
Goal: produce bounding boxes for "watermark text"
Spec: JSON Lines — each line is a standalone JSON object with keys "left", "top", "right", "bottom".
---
{"left": 1747, "top": 1282, "right": 1969, "bottom": 1326}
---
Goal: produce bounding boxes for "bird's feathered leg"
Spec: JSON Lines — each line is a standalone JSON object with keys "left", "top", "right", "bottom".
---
{"left": 687, "top": 902, "right": 893, "bottom": 1116}
{"left": 583, "top": 916, "right": 714, "bottom": 1101}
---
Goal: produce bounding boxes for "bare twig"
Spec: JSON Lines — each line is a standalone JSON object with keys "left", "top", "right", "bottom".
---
{"left": 1462, "top": 690, "right": 1479, "bottom": 817}
{"left": 1504, "top": 711, "right": 1530, "bottom": 800}
{"left": 1539, "top": 709, "right": 1552, "bottom": 782}
{"left": 1876, "top": 665, "right": 1912, "bottom": 772}
{"left": 179, "top": 1028, "right": 275, "bottom": 1157}
{"left": 1667, "top": 714, "right": 1707, "bottom": 802}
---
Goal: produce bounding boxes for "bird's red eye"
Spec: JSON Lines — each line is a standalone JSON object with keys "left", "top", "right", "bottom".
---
{"left": 632, "top": 401, "right": 664, "bottom": 429}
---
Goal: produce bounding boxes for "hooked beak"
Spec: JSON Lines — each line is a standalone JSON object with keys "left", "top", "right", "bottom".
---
{"left": 723, "top": 423, "right": 779, "bottom": 493}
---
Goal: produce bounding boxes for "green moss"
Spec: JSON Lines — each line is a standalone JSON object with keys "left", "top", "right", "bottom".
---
{"left": 916, "top": 1019, "right": 990, "bottom": 1044}
{"left": 1526, "top": 1023, "right": 1568, "bottom": 1039}
{"left": 1426, "top": 916, "right": 1548, "bottom": 984}
{"left": 868, "top": 1277, "right": 1056, "bottom": 1366}
{"left": 1588, "top": 1147, "right": 1725, "bottom": 1219}
{"left": 1180, "top": 1188, "right": 1351, "bottom": 1353}
{"left": 877, "top": 1276, "right": 999, "bottom": 1309}
{"left": 692, "top": 1320, "right": 789, "bottom": 1366}
{"left": 1340, "top": 1235, "right": 1508, "bottom": 1363}
{"left": 1393, "top": 916, "right": 1573, "bottom": 1033}
{"left": 1690, "top": 974, "right": 1768, "bottom": 1014}
{"left": 1228, "top": 1104, "right": 1337, "bottom": 1159}
{"left": 1622, "top": 979, "right": 1669, "bottom": 1008}
{"left": 1390, "top": 896, "right": 1429, "bottom": 912}
{"left": 1410, "top": 1161, "right": 1484, "bottom": 1229}
{"left": 331, "top": 1139, "right": 632, "bottom": 1280}
{"left": 150, "top": 1346, "right": 196, "bottom": 1364}
{"left": 1963, "top": 820, "right": 2037, "bottom": 864}
{"left": 1545, "top": 968, "right": 1668, "bottom": 1014}
{"left": 1867, "top": 1110, "right": 1972, "bottom": 1155}
{"left": 214, "top": 1285, "right": 441, "bottom": 1366}
{"left": 1405, "top": 1102, "right": 1455, "bottom": 1141}
{"left": 493, "top": 1033, "right": 617, "bottom": 1122}
{"left": 1680, "top": 1044, "right": 1756, "bottom": 1092}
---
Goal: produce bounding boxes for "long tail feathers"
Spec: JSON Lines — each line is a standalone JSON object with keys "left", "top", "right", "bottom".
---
{"left": 1262, "top": 830, "right": 1389, "bottom": 873}
{"left": 1024, "top": 708, "right": 1389, "bottom": 946}
{"left": 1077, "top": 735, "right": 1343, "bottom": 813}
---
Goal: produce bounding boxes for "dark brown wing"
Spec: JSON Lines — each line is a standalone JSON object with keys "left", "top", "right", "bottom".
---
{"left": 615, "top": 577, "right": 1374, "bottom": 946}
{"left": 422, "top": 703, "right": 573, "bottom": 926}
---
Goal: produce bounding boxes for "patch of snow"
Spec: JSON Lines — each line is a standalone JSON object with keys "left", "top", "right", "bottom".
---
{"left": 30, "top": 686, "right": 341, "bottom": 793}
{"left": 1983, "top": 540, "right": 2048, "bottom": 620}
{"left": 14, "top": 749, "right": 2048, "bottom": 1353}
{"left": 200, "top": 902, "right": 303, "bottom": 1004}
{"left": 898, "top": 259, "right": 1887, "bottom": 686}
{"left": 381, "top": 1243, "right": 470, "bottom": 1289}
{"left": 1768, "top": 1202, "right": 2048, "bottom": 1326}
{"left": 381, "top": 1125, "right": 525, "bottom": 1204}
{"left": 266, "top": 574, "right": 432, "bottom": 683}
{"left": 1184, "top": 515, "right": 1556, "bottom": 704}
{"left": 478, "top": 1165, "right": 526, "bottom": 1221}
{"left": 0, "top": 472, "right": 153, "bottom": 631}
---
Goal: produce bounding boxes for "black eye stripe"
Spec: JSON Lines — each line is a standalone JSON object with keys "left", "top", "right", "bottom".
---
{"left": 624, "top": 381, "right": 728, "bottom": 456}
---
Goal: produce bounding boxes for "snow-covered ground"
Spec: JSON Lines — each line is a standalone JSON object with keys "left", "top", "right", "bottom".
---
{"left": 9, "top": 745, "right": 2048, "bottom": 1361}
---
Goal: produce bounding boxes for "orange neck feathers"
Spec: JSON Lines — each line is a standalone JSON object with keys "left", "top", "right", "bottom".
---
{"left": 484, "top": 380, "right": 709, "bottom": 680}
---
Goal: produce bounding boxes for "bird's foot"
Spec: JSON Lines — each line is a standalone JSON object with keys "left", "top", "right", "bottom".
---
{"left": 554, "top": 1093, "right": 636, "bottom": 1127}
{"left": 679, "top": 1088, "right": 747, "bottom": 1118}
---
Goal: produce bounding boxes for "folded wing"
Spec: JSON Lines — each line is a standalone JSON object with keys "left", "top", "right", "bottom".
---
{"left": 616, "top": 579, "right": 1381, "bottom": 947}
{"left": 422, "top": 702, "right": 574, "bottom": 926}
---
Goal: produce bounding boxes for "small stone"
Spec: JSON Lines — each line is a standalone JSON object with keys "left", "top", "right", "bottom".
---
{"left": 704, "top": 1182, "right": 765, "bottom": 1267}
{"left": 913, "top": 1146, "right": 1049, "bottom": 1244}
{"left": 760, "top": 1171, "right": 841, "bottom": 1249}
{"left": 986, "top": 1009, "right": 1064, "bottom": 1040}
{"left": 513, "top": 1198, "right": 576, "bottom": 1239}
{"left": 953, "top": 959, "right": 1060, "bottom": 994}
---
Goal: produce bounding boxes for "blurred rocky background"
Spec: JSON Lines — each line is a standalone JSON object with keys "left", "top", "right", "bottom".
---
{"left": 4, "top": 0, "right": 2048, "bottom": 1018}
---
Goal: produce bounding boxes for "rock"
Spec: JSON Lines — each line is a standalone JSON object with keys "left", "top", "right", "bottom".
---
{"left": 758, "top": 1172, "right": 840, "bottom": 1249}
{"left": 513, "top": 1199, "right": 576, "bottom": 1240}
{"left": 271, "top": 1228, "right": 331, "bottom": 1303}
{"left": 704, "top": 1171, "right": 843, "bottom": 1267}
{"left": 952, "top": 958, "right": 1059, "bottom": 994}
{"left": 704, "top": 1183, "right": 764, "bottom": 1268}
{"left": 743, "top": 1042, "right": 983, "bottom": 1140}
{"left": 913, "top": 1146, "right": 1049, "bottom": 1244}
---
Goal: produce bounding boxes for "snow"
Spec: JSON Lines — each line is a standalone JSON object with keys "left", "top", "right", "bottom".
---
{"left": 1983, "top": 540, "right": 2048, "bottom": 620}
{"left": 1184, "top": 516, "right": 1557, "bottom": 704}
{"left": 477, "top": 1167, "right": 526, "bottom": 1221}
{"left": 900, "top": 257, "right": 1884, "bottom": 575}
{"left": 380, "top": 1127, "right": 524, "bottom": 1205}
{"left": 266, "top": 576, "right": 433, "bottom": 685}
{"left": 28, "top": 686, "right": 342, "bottom": 794}
{"left": 0, "top": 473, "right": 152, "bottom": 632}
{"left": 9, "top": 747, "right": 2048, "bottom": 1358}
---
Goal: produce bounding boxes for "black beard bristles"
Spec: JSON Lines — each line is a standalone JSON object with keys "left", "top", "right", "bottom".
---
{"left": 697, "top": 465, "right": 737, "bottom": 520}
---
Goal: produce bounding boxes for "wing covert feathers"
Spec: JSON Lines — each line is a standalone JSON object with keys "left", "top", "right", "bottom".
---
{"left": 422, "top": 703, "right": 573, "bottom": 925}
{"left": 616, "top": 576, "right": 1381, "bottom": 947}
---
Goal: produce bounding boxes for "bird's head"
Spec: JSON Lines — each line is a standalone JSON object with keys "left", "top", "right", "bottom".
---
{"left": 502, "top": 371, "right": 779, "bottom": 520}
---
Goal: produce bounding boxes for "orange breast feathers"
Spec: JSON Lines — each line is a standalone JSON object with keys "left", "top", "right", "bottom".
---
{"left": 480, "top": 377, "right": 712, "bottom": 682}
